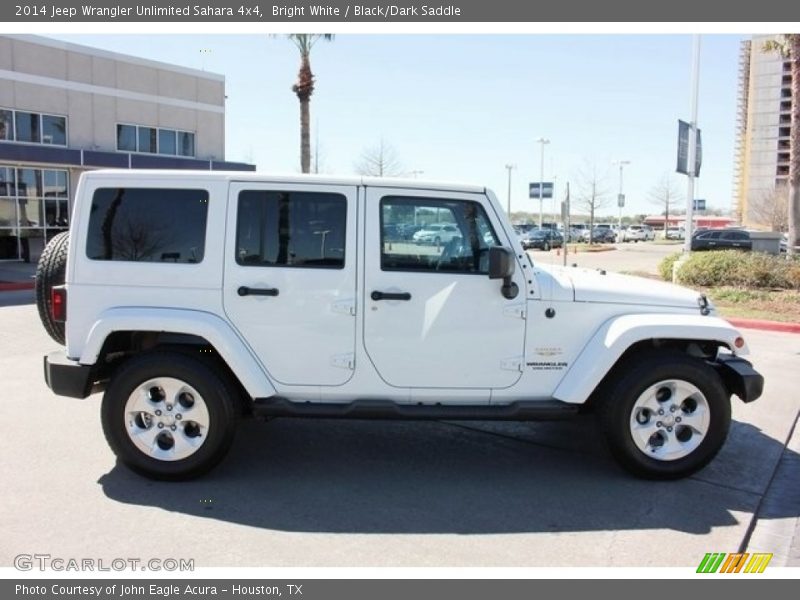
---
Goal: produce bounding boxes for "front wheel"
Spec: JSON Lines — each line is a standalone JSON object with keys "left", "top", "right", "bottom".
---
{"left": 101, "top": 352, "right": 239, "bottom": 480}
{"left": 600, "top": 352, "right": 731, "bottom": 479}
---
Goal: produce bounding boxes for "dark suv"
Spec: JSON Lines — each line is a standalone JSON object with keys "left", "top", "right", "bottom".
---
{"left": 691, "top": 229, "right": 752, "bottom": 251}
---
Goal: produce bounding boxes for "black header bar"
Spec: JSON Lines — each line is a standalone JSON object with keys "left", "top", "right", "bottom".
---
{"left": 3, "top": 0, "right": 800, "bottom": 22}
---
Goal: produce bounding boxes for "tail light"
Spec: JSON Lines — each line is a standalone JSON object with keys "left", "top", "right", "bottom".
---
{"left": 51, "top": 286, "right": 67, "bottom": 323}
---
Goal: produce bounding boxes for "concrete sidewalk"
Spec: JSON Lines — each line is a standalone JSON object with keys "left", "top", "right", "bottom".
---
{"left": 745, "top": 412, "right": 800, "bottom": 566}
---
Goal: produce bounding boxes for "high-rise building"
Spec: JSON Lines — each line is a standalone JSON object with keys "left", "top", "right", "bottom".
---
{"left": 0, "top": 35, "right": 254, "bottom": 263}
{"left": 734, "top": 35, "right": 793, "bottom": 228}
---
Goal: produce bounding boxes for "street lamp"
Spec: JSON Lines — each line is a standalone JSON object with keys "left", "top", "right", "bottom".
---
{"left": 504, "top": 164, "right": 516, "bottom": 216}
{"left": 536, "top": 138, "right": 550, "bottom": 228}
{"left": 614, "top": 160, "right": 631, "bottom": 235}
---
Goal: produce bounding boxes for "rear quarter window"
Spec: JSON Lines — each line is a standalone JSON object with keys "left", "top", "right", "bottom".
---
{"left": 86, "top": 187, "right": 209, "bottom": 263}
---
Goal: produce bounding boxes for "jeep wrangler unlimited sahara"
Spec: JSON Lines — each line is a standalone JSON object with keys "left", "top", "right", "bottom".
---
{"left": 38, "top": 170, "right": 763, "bottom": 481}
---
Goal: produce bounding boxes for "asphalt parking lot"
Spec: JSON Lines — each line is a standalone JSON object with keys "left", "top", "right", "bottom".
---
{"left": 0, "top": 294, "right": 798, "bottom": 568}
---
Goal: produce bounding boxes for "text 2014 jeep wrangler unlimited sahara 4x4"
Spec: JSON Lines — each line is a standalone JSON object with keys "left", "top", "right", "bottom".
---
{"left": 38, "top": 171, "right": 763, "bottom": 481}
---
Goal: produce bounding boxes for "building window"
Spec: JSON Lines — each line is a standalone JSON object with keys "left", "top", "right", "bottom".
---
{"left": 158, "top": 129, "right": 176, "bottom": 155}
{"left": 0, "top": 108, "right": 67, "bottom": 146}
{"left": 137, "top": 127, "right": 157, "bottom": 154}
{"left": 41, "top": 115, "right": 66, "bottom": 145}
{"left": 0, "top": 167, "right": 69, "bottom": 260}
{"left": 86, "top": 187, "right": 209, "bottom": 263}
{"left": 178, "top": 131, "right": 195, "bottom": 157}
{"left": 0, "top": 110, "right": 12, "bottom": 141}
{"left": 116, "top": 124, "right": 136, "bottom": 151}
{"left": 116, "top": 123, "right": 196, "bottom": 157}
{"left": 15, "top": 111, "right": 40, "bottom": 143}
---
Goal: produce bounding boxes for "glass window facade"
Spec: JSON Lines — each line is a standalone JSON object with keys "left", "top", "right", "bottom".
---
{"left": 0, "top": 167, "right": 69, "bottom": 262}
{"left": 117, "top": 123, "right": 196, "bottom": 157}
{"left": 0, "top": 108, "right": 67, "bottom": 146}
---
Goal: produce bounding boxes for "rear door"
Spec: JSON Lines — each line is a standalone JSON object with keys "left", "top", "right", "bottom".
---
{"left": 362, "top": 187, "right": 526, "bottom": 391}
{"left": 223, "top": 182, "right": 357, "bottom": 387}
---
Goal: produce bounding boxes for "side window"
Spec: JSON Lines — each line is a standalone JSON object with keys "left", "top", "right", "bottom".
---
{"left": 236, "top": 190, "right": 346, "bottom": 269}
{"left": 380, "top": 196, "right": 500, "bottom": 274}
{"left": 723, "top": 231, "right": 747, "bottom": 241}
{"left": 86, "top": 188, "right": 208, "bottom": 263}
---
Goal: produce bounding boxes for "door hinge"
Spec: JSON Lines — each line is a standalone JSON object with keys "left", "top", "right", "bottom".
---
{"left": 332, "top": 299, "right": 356, "bottom": 316}
{"left": 331, "top": 353, "right": 355, "bottom": 370}
{"left": 503, "top": 304, "right": 526, "bottom": 319}
{"left": 500, "top": 357, "right": 524, "bottom": 372}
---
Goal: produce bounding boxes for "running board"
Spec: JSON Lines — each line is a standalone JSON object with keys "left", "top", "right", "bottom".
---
{"left": 251, "top": 398, "right": 579, "bottom": 421}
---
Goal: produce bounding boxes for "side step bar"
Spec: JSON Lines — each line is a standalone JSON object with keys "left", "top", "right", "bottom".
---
{"left": 252, "top": 398, "right": 579, "bottom": 421}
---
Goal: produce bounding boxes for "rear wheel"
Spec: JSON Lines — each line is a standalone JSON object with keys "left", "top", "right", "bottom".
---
{"left": 101, "top": 352, "right": 239, "bottom": 480}
{"left": 35, "top": 232, "right": 69, "bottom": 345}
{"left": 601, "top": 352, "right": 731, "bottom": 479}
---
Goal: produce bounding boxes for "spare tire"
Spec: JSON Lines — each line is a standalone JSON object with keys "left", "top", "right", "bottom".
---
{"left": 35, "top": 232, "right": 69, "bottom": 345}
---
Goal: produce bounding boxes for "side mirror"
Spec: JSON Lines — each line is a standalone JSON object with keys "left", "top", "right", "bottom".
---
{"left": 488, "top": 246, "right": 519, "bottom": 299}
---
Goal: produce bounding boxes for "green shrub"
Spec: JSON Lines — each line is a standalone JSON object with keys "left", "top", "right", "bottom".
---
{"left": 670, "top": 250, "right": 799, "bottom": 290}
{"left": 658, "top": 252, "right": 681, "bottom": 281}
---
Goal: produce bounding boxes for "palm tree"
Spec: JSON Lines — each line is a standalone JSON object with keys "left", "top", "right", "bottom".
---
{"left": 285, "top": 34, "right": 333, "bottom": 174}
{"left": 764, "top": 35, "right": 800, "bottom": 255}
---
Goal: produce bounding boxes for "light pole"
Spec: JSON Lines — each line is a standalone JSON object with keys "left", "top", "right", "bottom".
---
{"left": 684, "top": 34, "right": 701, "bottom": 253}
{"left": 614, "top": 160, "right": 631, "bottom": 235}
{"left": 504, "top": 164, "right": 516, "bottom": 216}
{"left": 536, "top": 137, "right": 550, "bottom": 228}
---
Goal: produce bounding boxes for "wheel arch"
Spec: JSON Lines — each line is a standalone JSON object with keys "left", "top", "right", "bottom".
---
{"left": 79, "top": 307, "right": 277, "bottom": 400}
{"left": 553, "top": 314, "right": 746, "bottom": 406}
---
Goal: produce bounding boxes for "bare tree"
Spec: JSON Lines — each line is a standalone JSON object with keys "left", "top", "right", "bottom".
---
{"left": 354, "top": 138, "right": 404, "bottom": 177}
{"left": 649, "top": 174, "right": 683, "bottom": 234}
{"left": 749, "top": 184, "right": 789, "bottom": 231}
{"left": 574, "top": 162, "right": 610, "bottom": 243}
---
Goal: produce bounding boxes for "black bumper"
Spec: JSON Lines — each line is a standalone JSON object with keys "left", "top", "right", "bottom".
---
{"left": 715, "top": 355, "right": 764, "bottom": 403}
{"left": 43, "top": 351, "right": 96, "bottom": 399}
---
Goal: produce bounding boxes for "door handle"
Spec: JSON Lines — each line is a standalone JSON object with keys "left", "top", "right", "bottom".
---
{"left": 238, "top": 286, "right": 279, "bottom": 297}
{"left": 371, "top": 290, "right": 412, "bottom": 301}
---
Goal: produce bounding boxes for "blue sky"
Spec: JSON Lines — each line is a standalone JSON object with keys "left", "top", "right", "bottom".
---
{"left": 53, "top": 34, "right": 745, "bottom": 218}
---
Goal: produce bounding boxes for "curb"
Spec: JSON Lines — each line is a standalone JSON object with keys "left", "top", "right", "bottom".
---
{"left": 0, "top": 281, "right": 34, "bottom": 292}
{"left": 727, "top": 317, "right": 800, "bottom": 335}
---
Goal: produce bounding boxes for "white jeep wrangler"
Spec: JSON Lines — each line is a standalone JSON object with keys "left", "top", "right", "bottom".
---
{"left": 38, "top": 170, "right": 763, "bottom": 481}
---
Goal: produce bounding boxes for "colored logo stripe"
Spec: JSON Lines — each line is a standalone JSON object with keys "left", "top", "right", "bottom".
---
{"left": 697, "top": 552, "right": 772, "bottom": 573}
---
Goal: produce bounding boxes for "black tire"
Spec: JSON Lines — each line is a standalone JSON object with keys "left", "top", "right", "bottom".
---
{"left": 35, "top": 232, "right": 69, "bottom": 345}
{"left": 600, "top": 352, "right": 731, "bottom": 480}
{"left": 101, "top": 352, "right": 239, "bottom": 480}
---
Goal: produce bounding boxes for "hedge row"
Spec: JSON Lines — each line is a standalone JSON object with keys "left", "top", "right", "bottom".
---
{"left": 659, "top": 250, "right": 800, "bottom": 289}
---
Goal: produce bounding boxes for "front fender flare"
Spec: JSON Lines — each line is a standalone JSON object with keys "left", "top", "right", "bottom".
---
{"left": 552, "top": 314, "right": 747, "bottom": 405}
{"left": 79, "top": 307, "right": 277, "bottom": 399}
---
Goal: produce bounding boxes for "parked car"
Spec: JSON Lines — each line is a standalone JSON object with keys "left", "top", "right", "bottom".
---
{"left": 691, "top": 229, "right": 752, "bottom": 251}
{"left": 412, "top": 223, "right": 461, "bottom": 245}
{"left": 666, "top": 227, "right": 685, "bottom": 240}
{"left": 521, "top": 228, "right": 563, "bottom": 251}
{"left": 582, "top": 227, "right": 616, "bottom": 243}
{"left": 619, "top": 225, "right": 652, "bottom": 243}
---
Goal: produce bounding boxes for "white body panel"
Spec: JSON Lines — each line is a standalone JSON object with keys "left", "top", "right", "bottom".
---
{"left": 222, "top": 182, "right": 358, "bottom": 387}
{"left": 362, "top": 186, "right": 527, "bottom": 392}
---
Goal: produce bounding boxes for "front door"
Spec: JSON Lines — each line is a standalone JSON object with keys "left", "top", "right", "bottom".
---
{"left": 363, "top": 188, "right": 526, "bottom": 390}
{"left": 223, "top": 182, "right": 358, "bottom": 387}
